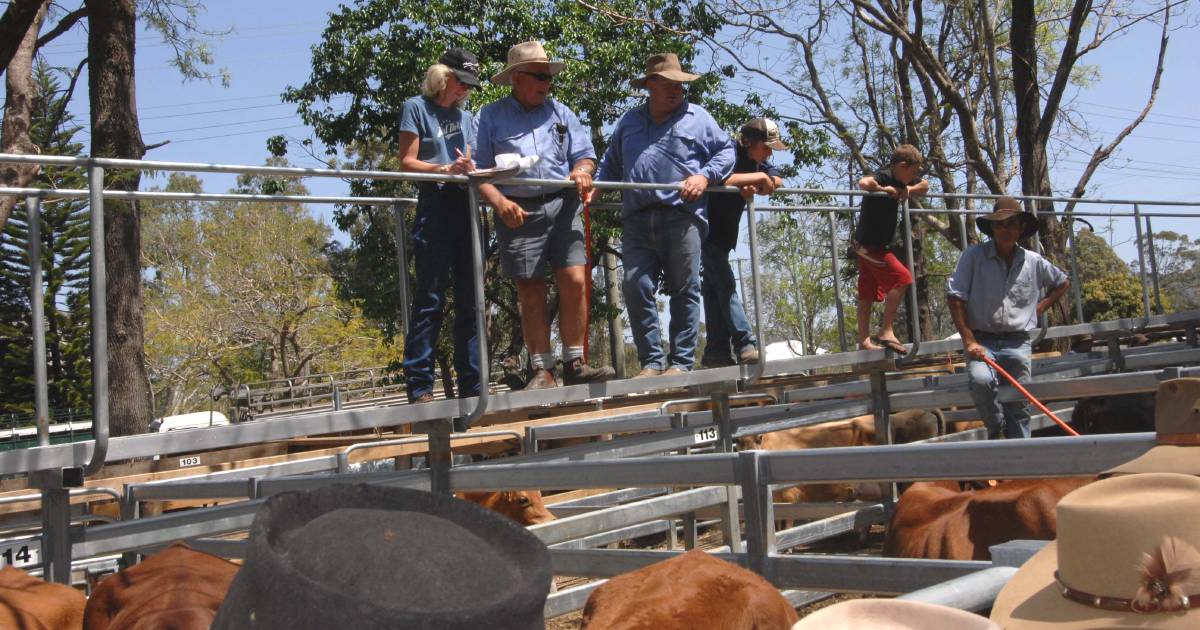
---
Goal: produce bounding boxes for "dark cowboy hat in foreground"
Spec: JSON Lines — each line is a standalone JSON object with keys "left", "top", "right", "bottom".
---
{"left": 976, "top": 195, "right": 1039, "bottom": 240}
{"left": 212, "top": 484, "right": 552, "bottom": 630}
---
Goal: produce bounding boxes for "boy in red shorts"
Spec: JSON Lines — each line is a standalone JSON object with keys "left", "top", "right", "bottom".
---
{"left": 853, "top": 144, "right": 928, "bottom": 352}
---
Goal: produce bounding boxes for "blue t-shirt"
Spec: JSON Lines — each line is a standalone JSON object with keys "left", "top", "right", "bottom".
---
{"left": 397, "top": 95, "right": 475, "bottom": 166}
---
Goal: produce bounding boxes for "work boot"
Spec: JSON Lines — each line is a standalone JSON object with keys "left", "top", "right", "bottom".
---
{"left": 737, "top": 346, "right": 760, "bottom": 365}
{"left": 634, "top": 366, "right": 664, "bottom": 378}
{"left": 523, "top": 367, "right": 558, "bottom": 390}
{"left": 411, "top": 392, "right": 434, "bottom": 404}
{"left": 563, "top": 357, "right": 615, "bottom": 385}
{"left": 700, "top": 354, "right": 735, "bottom": 369}
{"left": 662, "top": 367, "right": 687, "bottom": 376}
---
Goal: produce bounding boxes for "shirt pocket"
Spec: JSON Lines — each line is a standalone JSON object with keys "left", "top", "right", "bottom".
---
{"left": 1010, "top": 270, "right": 1037, "bottom": 308}
{"left": 494, "top": 131, "right": 527, "bottom": 157}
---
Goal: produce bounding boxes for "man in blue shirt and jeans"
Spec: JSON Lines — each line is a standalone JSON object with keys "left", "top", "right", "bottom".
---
{"left": 475, "top": 41, "right": 615, "bottom": 389}
{"left": 598, "top": 53, "right": 735, "bottom": 377}
{"left": 947, "top": 197, "right": 1070, "bottom": 439}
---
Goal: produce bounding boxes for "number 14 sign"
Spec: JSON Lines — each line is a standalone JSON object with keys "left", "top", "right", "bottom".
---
{"left": 0, "top": 536, "right": 41, "bottom": 568}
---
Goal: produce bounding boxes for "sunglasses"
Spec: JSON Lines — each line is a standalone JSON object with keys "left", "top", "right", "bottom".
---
{"left": 518, "top": 70, "right": 555, "bottom": 82}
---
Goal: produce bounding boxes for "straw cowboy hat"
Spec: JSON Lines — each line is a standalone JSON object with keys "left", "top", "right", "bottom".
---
{"left": 976, "top": 195, "right": 1039, "bottom": 240}
{"left": 1104, "top": 377, "right": 1200, "bottom": 477}
{"left": 989, "top": 472, "right": 1200, "bottom": 629}
{"left": 212, "top": 484, "right": 552, "bottom": 630}
{"left": 490, "top": 41, "right": 565, "bottom": 86}
{"left": 791, "top": 599, "right": 999, "bottom": 629}
{"left": 631, "top": 52, "right": 699, "bottom": 89}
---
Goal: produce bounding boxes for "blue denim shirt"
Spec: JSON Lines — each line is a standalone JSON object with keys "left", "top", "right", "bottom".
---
{"left": 597, "top": 102, "right": 735, "bottom": 225}
{"left": 947, "top": 241, "right": 1068, "bottom": 333}
{"left": 474, "top": 96, "right": 596, "bottom": 198}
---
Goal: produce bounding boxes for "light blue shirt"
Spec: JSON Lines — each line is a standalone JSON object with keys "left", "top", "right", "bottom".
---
{"left": 397, "top": 95, "right": 474, "bottom": 166}
{"left": 947, "top": 241, "right": 1068, "bottom": 334}
{"left": 474, "top": 96, "right": 596, "bottom": 198}
{"left": 597, "top": 102, "right": 735, "bottom": 224}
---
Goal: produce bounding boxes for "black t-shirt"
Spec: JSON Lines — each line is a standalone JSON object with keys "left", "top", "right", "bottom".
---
{"left": 853, "top": 167, "right": 922, "bottom": 248}
{"left": 705, "top": 145, "right": 781, "bottom": 251}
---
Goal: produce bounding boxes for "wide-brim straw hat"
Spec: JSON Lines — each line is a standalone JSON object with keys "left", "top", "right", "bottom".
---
{"left": 631, "top": 52, "right": 699, "bottom": 89}
{"left": 1104, "top": 377, "right": 1200, "bottom": 477}
{"left": 490, "top": 41, "right": 565, "bottom": 86}
{"left": 212, "top": 484, "right": 551, "bottom": 630}
{"left": 792, "top": 599, "right": 999, "bottom": 629}
{"left": 990, "top": 472, "right": 1200, "bottom": 629}
{"left": 976, "top": 195, "right": 1039, "bottom": 239}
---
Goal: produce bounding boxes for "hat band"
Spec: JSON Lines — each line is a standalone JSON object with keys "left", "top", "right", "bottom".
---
{"left": 1158, "top": 433, "right": 1200, "bottom": 446}
{"left": 1055, "top": 572, "right": 1198, "bottom": 614}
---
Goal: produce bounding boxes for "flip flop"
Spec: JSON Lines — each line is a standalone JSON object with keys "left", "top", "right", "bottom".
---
{"left": 872, "top": 337, "right": 907, "bottom": 353}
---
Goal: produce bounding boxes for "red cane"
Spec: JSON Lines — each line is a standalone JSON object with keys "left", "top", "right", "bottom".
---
{"left": 980, "top": 354, "right": 1080, "bottom": 436}
{"left": 583, "top": 191, "right": 593, "bottom": 362}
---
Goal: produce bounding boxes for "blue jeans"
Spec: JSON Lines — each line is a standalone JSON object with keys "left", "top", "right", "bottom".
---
{"left": 966, "top": 335, "right": 1032, "bottom": 439}
{"left": 622, "top": 207, "right": 702, "bottom": 370}
{"left": 700, "top": 240, "right": 755, "bottom": 363}
{"left": 403, "top": 185, "right": 480, "bottom": 401}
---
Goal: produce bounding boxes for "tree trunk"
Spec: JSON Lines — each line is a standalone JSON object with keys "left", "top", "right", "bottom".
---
{"left": 87, "top": 0, "right": 149, "bottom": 437}
{"left": 0, "top": 0, "right": 47, "bottom": 84}
{"left": 0, "top": 3, "right": 45, "bottom": 233}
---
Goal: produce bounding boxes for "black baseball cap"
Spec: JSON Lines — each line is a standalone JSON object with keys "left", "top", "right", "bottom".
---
{"left": 439, "top": 48, "right": 481, "bottom": 88}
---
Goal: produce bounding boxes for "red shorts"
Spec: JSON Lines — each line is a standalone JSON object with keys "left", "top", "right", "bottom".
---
{"left": 857, "top": 246, "right": 913, "bottom": 302}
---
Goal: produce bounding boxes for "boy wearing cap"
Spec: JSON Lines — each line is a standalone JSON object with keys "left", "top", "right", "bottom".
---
{"left": 397, "top": 49, "right": 482, "bottom": 405}
{"left": 947, "top": 196, "right": 1070, "bottom": 439}
{"left": 698, "top": 118, "right": 785, "bottom": 368}
{"left": 474, "top": 41, "right": 614, "bottom": 389}
{"left": 854, "top": 144, "right": 928, "bottom": 353}
{"left": 598, "top": 52, "right": 735, "bottom": 377}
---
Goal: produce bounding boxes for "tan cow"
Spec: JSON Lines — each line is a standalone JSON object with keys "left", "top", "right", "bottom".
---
{"left": 581, "top": 549, "right": 797, "bottom": 630}
{"left": 457, "top": 490, "right": 556, "bottom": 525}
{"left": 884, "top": 477, "right": 1093, "bottom": 561}
{"left": 84, "top": 542, "right": 239, "bottom": 630}
{"left": 0, "top": 565, "right": 85, "bottom": 630}
{"left": 739, "top": 409, "right": 944, "bottom": 502}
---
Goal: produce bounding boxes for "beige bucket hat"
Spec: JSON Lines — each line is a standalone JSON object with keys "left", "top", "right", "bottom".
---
{"left": 1104, "top": 377, "right": 1200, "bottom": 477}
{"left": 490, "top": 41, "right": 565, "bottom": 86}
{"left": 989, "top": 472, "right": 1200, "bottom": 629}
{"left": 631, "top": 52, "right": 699, "bottom": 89}
{"left": 792, "top": 599, "right": 999, "bottom": 629}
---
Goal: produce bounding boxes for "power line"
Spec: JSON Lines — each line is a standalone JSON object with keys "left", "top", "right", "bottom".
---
{"left": 1076, "top": 100, "right": 1200, "bottom": 123}
{"left": 166, "top": 124, "right": 312, "bottom": 145}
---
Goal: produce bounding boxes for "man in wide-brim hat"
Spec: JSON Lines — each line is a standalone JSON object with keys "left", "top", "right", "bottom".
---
{"left": 474, "top": 41, "right": 614, "bottom": 390}
{"left": 946, "top": 196, "right": 1070, "bottom": 439}
{"left": 597, "top": 52, "right": 735, "bottom": 377}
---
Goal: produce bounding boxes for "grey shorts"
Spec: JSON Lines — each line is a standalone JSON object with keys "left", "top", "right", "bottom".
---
{"left": 495, "top": 191, "right": 587, "bottom": 279}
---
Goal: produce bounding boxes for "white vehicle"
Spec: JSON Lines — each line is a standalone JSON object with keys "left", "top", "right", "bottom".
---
{"left": 148, "top": 411, "right": 230, "bottom": 433}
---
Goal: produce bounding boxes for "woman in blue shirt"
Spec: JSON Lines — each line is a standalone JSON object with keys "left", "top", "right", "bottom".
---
{"left": 397, "top": 49, "right": 481, "bottom": 404}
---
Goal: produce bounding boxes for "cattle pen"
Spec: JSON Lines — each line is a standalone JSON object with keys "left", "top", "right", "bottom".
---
{"left": 2, "top": 152, "right": 1200, "bottom": 623}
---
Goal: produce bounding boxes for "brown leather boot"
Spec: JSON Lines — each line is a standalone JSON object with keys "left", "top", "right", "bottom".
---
{"left": 563, "top": 358, "right": 615, "bottom": 385}
{"left": 523, "top": 367, "right": 558, "bottom": 390}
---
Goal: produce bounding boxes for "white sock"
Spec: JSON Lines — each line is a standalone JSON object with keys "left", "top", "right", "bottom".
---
{"left": 532, "top": 352, "right": 555, "bottom": 370}
{"left": 564, "top": 346, "right": 584, "bottom": 362}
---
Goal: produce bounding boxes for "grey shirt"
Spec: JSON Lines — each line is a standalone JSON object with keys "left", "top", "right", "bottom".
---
{"left": 947, "top": 241, "right": 1068, "bottom": 334}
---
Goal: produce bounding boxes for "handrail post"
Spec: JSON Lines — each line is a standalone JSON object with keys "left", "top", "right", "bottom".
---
{"left": 462, "top": 180, "right": 490, "bottom": 428}
{"left": 1145, "top": 215, "right": 1163, "bottom": 314}
{"left": 1066, "top": 213, "right": 1085, "bottom": 323}
{"left": 826, "top": 209, "right": 848, "bottom": 352}
{"left": 392, "top": 202, "right": 412, "bottom": 336}
{"left": 745, "top": 197, "right": 766, "bottom": 381}
{"left": 27, "top": 195, "right": 50, "bottom": 447}
{"left": 738, "top": 450, "right": 775, "bottom": 578}
{"left": 712, "top": 392, "right": 742, "bottom": 553}
{"left": 1132, "top": 203, "right": 1152, "bottom": 321}
{"left": 898, "top": 199, "right": 921, "bottom": 364}
{"left": 84, "top": 164, "right": 108, "bottom": 477}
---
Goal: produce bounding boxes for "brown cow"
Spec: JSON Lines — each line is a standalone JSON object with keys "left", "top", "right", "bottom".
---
{"left": 739, "top": 409, "right": 944, "bottom": 502}
{"left": 581, "top": 549, "right": 798, "bottom": 630}
{"left": 457, "top": 490, "right": 556, "bottom": 525}
{"left": 84, "top": 542, "right": 239, "bottom": 630}
{"left": 883, "top": 477, "right": 1093, "bottom": 561}
{"left": 0, "top": 565, "right": 85, "bottom": 630}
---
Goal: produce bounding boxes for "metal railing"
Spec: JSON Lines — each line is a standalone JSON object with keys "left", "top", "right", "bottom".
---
{"left": 4, "top": 151, "right": 1200, "bottom": 586}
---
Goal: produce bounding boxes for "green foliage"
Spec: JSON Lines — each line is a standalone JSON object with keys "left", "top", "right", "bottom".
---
{"left": 1149, "top": 230, "right": 1200, "bottom": 311}
{"left": 141, "top": 166, "right": 401, "bottom": 415}
{"left": 0, "top": 63, "right": 94, "bottom": 416}
{"left": 1081, "top": 273, "right": 1147, "bottom": 322}
{"left": 137, "top": 0, "right": 231, "bottom": 85}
